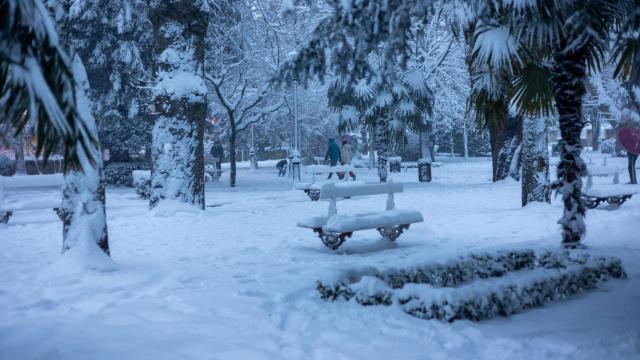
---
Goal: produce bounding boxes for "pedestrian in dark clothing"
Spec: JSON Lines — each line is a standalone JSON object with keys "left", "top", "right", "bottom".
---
{"left": 325, "top": 138, "right": 341, "bottom": 179}
{"left": 628, "top": 152, "right": 638, "bottom": 184}
{"left": 210, "top": 143, "right": 224, "bottom": 170}
{"left": 276, "top": 159, "right": 287, "bottom": 177}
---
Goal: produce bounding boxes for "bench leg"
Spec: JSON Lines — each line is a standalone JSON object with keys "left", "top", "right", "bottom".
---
{"left": 377, "top": 224, "right": 410, "bottom": 242}
{"left": 54, "top": 208, "right": 67, "bottom": 221}
{"left": 583, "top": 196, "right": 600, "bottom": 209}
{"left": 308, "top": 189, "right": 320, "bottom": 201}
{"left": 607, "top": 196, "right": 628, "bottom": 206}
{"left": 313, "top": 228, "right": 352, "bottom": 250}
{"left": 0, "top": 211, "right": 12, "bottom": 224}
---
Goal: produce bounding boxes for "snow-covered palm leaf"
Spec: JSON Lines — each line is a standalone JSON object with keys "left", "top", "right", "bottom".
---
{"left": 611, "top": 0, "right": 640, "bottom": 97}
{"left": 0, "top": 0, "right": 96, "bottom": 170}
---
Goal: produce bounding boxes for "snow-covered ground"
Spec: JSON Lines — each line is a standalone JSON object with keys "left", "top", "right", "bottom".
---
{"left": 1, "top": 153, "right": 639, "bottom": 359}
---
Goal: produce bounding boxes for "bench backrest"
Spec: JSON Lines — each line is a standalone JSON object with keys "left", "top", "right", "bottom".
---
{"left": 320, "top": 180, "right": 404, "bottom": 216}
{"left": 319, "top": 181, "right": 403, "bottom": 200}
{"left": 306, "top": 165, "right": 355, "bottom": 175}
{"left": 0, "top": 174, "right": 64, "bottom": 207}
{"left": 0, "top": 174, "right": 64, "bottom": 190}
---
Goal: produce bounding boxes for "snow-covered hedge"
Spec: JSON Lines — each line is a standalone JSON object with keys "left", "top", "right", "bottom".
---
{"left": 103, "top": 162, "right": 150, "bottom": 187}
{"left": 317, "top": 250, "right": 626, "bottom": 322}
{"left": 0, "top": 155, "right": 15, "bottom": 176}
{"left": 132, "top": 170, "right": 151, "bottom": 199}
{"left": 317, "top": 250, "right": 536, "bottom": 301}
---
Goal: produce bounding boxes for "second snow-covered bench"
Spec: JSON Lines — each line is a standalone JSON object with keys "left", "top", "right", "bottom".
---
{"left": 581, "top": 172, "right": 639, "bottom": 208}
{"left": 297, "top": 180, "right": 423, "bottom": 250}
{"left": 0, "top": 174, "right": 64, "bottom": 223}
{"left": 295, "top": 165, "right": 358, "bottom": 201}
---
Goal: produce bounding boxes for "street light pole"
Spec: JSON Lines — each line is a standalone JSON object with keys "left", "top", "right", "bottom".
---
{"left": 249, "top": 122, "right": 257, "bottom": 169}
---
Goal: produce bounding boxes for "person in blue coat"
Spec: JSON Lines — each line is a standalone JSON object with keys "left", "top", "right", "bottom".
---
{"left": 325, "top": 138, "right": 342, "bottom": 179}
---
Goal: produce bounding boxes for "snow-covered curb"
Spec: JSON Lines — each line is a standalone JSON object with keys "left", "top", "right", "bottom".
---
{"left": 317, "top": 250, "right": 627, "bottom": 322}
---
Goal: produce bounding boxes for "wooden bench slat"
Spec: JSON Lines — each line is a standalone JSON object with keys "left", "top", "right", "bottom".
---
{"left": 319, "top": 181, "right": 403, "bottom": 200}
{"left": 0, "top": 174, "right": 63, "bottom": 189}
{"left": 323, "top": 210, "right": 423, "bottom": 233}
{"left": 305, "top": 165, "right": 355, "bottom": 174}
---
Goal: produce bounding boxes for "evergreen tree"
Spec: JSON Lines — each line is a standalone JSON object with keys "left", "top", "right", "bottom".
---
{"left": 148, "top": 0, "right": 208, "bottom": 209}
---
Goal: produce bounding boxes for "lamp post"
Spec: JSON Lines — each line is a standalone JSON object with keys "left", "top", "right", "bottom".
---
{"left": 249, "top": 123, "right": 257, "bottom": 169}
{"left": 290, "top": 79, "right": 301, "bottom": 181}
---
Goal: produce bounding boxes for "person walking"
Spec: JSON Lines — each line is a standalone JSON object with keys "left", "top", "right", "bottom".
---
{"left": 340, "top": 140, "right": 356, "bottom": 180}
{"left": 324, "top": 138, "right": 341, "bottom": 179}
{"left": 210, "top": 142, "right": 224, "bottom": 170}
{"left": 276, "top": 159, "right": 287, "bottom": 177}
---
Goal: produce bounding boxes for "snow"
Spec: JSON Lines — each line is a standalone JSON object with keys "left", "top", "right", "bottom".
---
{"left": 322, "top": 210, "right": 424, "bottom": 233}
{"left": 473, "top": 25, "right": 519, "bottom": 68}
{"left": 155, "top": 71, "right": 207, "bottom": 101}
{"left": 584, "top": 184, "right": 640, "bottom": 198}
{"left": 1, "top": 156, "right": 640, "bottom": 359}
{"left": 0, "top": 174, "right": 63, "bottom": 189}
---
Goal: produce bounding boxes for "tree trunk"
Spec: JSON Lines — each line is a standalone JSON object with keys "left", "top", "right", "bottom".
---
{"left": 551, "top": 40, "right": 588, "bottom": 248}
{"left": 229, "top": 127, "right": 237, "bottom": 187}
{"left": 13, "top": 133, "right": 26, "bottom": 175}
{"left": 149, "top": 0, "right": 207, "bottom": 210}
{"left": 489, "top": 123, "right": 508, "bottom": 182}
{"left": 418, "top": 121, "right": 432, "bottom": 182}
{"left": 495, "top": 114, "right": 523, "bottom": 181}
{"left": 60, "top": 55, "right": 112, "bottom": 264}
{"left": 590, "top": 109, "right": 600, "bottom": 151}
{"left": 375, "top": 119, "right": 389, "bottom": 182}
{"left": 522, "top": 117, "right": 550, "bottom": 206}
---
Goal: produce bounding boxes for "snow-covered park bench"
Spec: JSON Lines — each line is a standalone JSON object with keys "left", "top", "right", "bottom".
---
{"left": 0, "top": 174, "right": 64, "bottom": 223}
{"left": 582, "top": 167, "right": 638, "bottom": 208}
{"left": 297, "top": 180, "right": 423, "bottom": 250}
{"left": 295, "top": 165, "right": 359, "bottom": 201}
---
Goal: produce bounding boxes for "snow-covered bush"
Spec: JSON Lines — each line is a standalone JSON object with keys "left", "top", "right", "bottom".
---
{"left": 103, "top": 162, "right": 150, "bottom": 187}
{"left": 132, "top": 170, "right": 151, "bottom": 199}
{"left": 0, "top": 155, "right": 15, "bottom": 176}
{"left": 317, "top": 250, "right": 626, "bottom": 322}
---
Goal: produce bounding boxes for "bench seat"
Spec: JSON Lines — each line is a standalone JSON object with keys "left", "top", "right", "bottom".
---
{"left": 0, "top": 174, "right": 64, "bottom": 223}
{"left": 323, "top": 210, "right": 423, "bottom": 233}
{"left": 0, "top": 196, "right": 61, "bottom": 212}
{"left": 583, "top": 184, "right": 639, "bottom": 198}
{"left": 298, "top": 210, "right": 423, "bottom": 233}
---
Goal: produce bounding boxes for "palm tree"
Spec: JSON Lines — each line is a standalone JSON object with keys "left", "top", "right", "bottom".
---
{"left": 328, "top": 53, "right": 433, "bottom": 182}
{"left": 465, "top": 0, "right": 625, "bottom": 248}
{"left": 1, "top": 0, "right": 111, "bottom": 259}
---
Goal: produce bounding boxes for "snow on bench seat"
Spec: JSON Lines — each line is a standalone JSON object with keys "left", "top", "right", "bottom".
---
{"left": 323, "top": 210, "right": 423, "bottom": 233}
{"left": 0, "top": 196, "right": 61, "bottom": 212}
{"left": 0, "top": 174, "right": 63, "bottom": 189}
{"left": 584, "top": 184, "right": 640, "bottom": 198}
{"left": 587, "top": 166, "right": 621, "bottom": 177}
{"left": 0, "top": 174, "right": 64, "bottom": 223}
{"left": 297, "top": 210, "right": 424, "bottom": 233}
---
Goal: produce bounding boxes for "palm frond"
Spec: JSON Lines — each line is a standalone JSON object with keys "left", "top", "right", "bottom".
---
{"left": 511, "top": 61, "right": 555, "bottom": 117}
